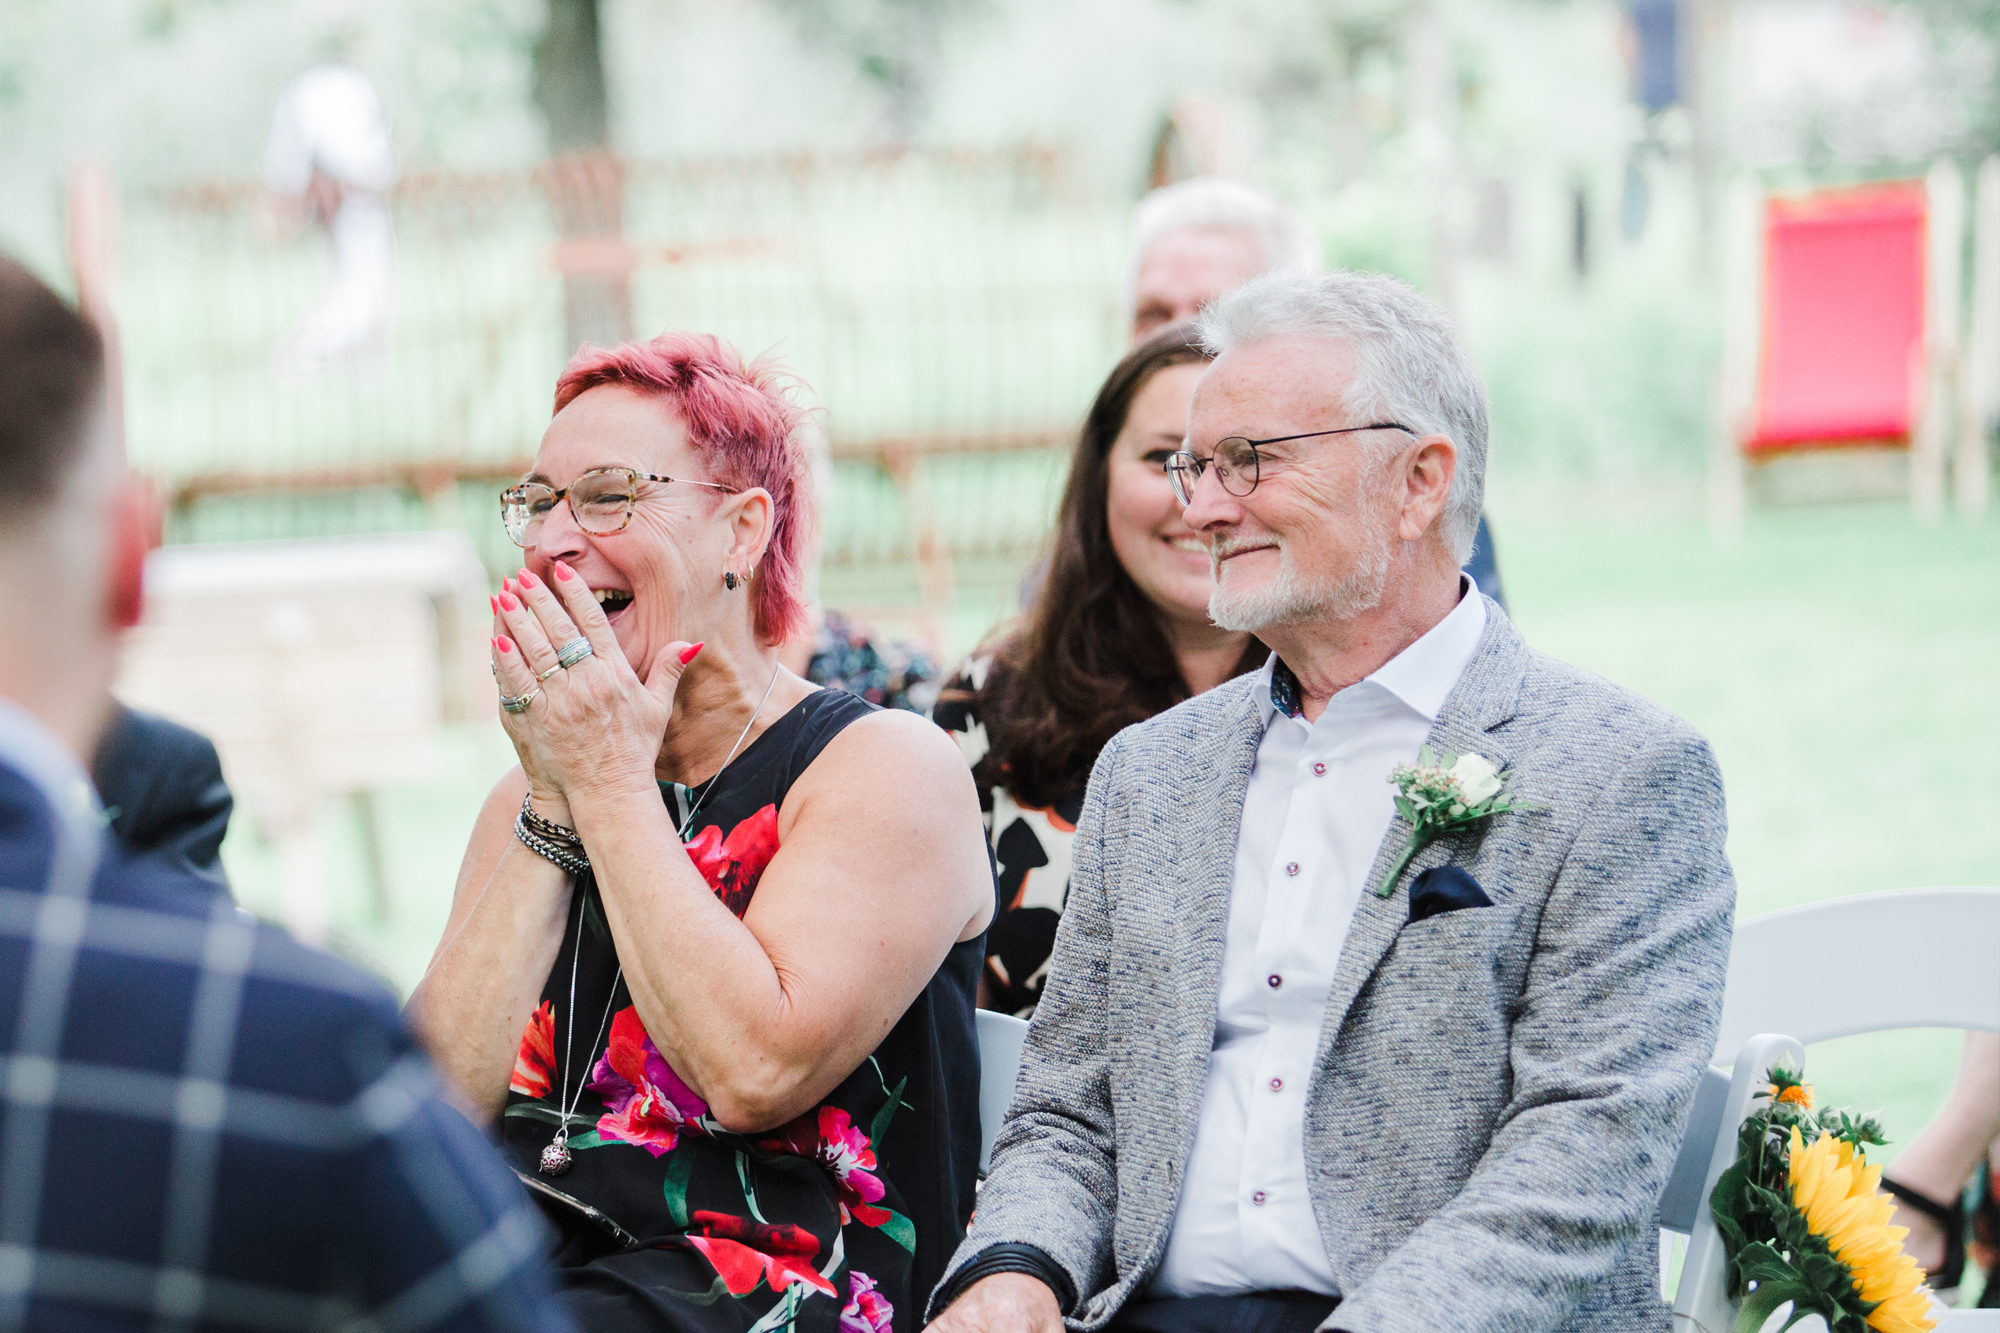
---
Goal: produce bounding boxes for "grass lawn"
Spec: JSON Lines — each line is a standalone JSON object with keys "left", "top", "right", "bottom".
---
{"left": 217, "top": 485, "right": 1999, "bottom": 1169}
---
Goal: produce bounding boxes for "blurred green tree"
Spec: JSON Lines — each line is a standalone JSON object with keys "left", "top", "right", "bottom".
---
{"left": 533, "top": 0, "right": 630, "bottom": 351}
{"left": 765, "top": 0, "right": 987, "bottom": 143}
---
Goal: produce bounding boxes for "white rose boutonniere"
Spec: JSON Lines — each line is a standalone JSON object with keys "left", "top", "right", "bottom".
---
{"left": 1374, "top": 746, "right": 1535, "bottom": 898}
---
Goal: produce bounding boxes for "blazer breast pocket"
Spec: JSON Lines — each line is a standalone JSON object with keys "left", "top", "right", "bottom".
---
{"left": 1376, "top": 901, "right": 1532, "bottom": 1034}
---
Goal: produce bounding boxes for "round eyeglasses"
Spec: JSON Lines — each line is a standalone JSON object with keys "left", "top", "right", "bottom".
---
{"left": 1166, "top": 422, "right": 1414, "bottom": 507}
{"left": 500, "top": 466, "right": 740, "bottom": 548}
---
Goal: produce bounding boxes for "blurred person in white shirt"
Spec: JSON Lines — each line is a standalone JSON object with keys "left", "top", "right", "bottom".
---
{"left": 263, "top": 59, "right": 397, "bottom": 376}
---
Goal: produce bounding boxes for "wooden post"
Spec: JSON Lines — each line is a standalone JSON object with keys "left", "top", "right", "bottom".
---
{"left": 1405, "top": 0, "right": 1462, "bottom": 319}
{"left": 66, "top": 161, "right": 124, "bottom": 449}
{"left": 1709, "top": 176, "right": 1760, "bottom": 544}
{"left": 1959, "top": 156, "right": 1999, "bottom": 520}
{"left": 880, "top": 447, "right": 952, "bottom": 659}
{"left": 1913, "top": 157, "right": 1964, "bottom": 521}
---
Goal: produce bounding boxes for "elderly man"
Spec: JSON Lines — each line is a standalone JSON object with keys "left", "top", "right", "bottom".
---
{"left": 1126, "top": 178, "right": 1503, "bottom": 605}
{"left": 0, "top": 256, "right": 572, "bottom": 1330}
{"left": 927, "top": 272, "right": 1733, "bottom": 1333}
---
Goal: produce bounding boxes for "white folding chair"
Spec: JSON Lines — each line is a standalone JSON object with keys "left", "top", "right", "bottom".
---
{"left": 975, "top": 1009, "right": 1030, "bottom": 1175}
{"left": 1660, "top": 888, "right": 2000, "bottom": 1332}
{"left": 117, "top": 531, "right": 491, "bottom": 941}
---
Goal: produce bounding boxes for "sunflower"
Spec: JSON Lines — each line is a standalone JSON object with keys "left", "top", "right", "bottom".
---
{"left": 1787, "top": 1127, "right": 1936, "bottom": 1333}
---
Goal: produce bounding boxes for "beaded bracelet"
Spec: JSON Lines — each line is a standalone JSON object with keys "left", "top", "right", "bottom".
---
{"left": 514, "top": 807, "right": 590, "bottom": 876}
{"left": 519, "top": 796, "right": 583, "bottom": 849}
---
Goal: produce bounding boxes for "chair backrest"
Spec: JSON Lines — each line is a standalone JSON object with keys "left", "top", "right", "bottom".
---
{"left": 1665, "top": 889, "right": 2000, "bottom": 1331}
{"left": 1749, "top": 181, "right": 1928, "bottom": 452}
{"left": 975, "top": 1010, "right": 1030, "bottom": 1175}
{"left": 1714, "top": 887, "right": 2000, "bottom": 1056}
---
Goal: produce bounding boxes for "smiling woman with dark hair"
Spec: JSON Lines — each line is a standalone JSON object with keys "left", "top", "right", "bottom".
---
{"left": 407, "top": 332, "right": 992, "bottom": 1333}
{"left": 932, "top": 323, "right": 1264, "bottom": 1015}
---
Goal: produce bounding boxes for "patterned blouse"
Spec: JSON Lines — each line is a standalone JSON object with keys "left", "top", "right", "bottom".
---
{"left": 500, "top": 689, "right": 982, "bottom": 1333}
{"left": 929, "top": 657, "right": 1085, "bottom": 1017}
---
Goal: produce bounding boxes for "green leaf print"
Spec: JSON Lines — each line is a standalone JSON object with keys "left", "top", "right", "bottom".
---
{"left": 867, "top": 1070, "right": 909, "bottom": 1149}
{"left": 874, "top": 1207, "right": 917, "bottom": 1253}
{"left": 663, "top": 1150, "right": 694, "bottom": 1228}
{"left": 502, "top": 1103, "right": 597, "bottom": 1129}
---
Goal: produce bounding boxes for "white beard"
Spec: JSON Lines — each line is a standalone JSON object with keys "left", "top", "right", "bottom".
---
{"left": 1208, "top": 530, "right": 1393, "bottom": 632}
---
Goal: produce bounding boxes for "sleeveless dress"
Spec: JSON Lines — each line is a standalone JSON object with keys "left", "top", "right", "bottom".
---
{"left": 500, "top": 688, "right": 983, "bottom": 1333}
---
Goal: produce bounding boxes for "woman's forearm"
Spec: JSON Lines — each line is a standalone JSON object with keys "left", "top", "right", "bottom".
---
{"left": 407, "top": 840, "right": 572, "bottom": 1122}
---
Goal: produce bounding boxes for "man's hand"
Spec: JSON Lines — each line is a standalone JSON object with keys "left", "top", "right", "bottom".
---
{"left": 929, "top": 1274, "right": 1064, "bottom": 1333}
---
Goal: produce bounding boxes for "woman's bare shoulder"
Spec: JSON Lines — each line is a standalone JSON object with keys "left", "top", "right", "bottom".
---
{"left": 820, "top": 704, "right": 967, "bottom": 779}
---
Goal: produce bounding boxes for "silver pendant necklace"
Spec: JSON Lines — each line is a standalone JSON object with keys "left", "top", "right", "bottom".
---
{"left": 539, "top": 663, "right": 784, "bottom": 1176}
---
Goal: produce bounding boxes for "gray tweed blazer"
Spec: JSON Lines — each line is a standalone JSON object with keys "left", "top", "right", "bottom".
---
{"left": 935, "top": 601, "right": 1735, "bottom": 1333}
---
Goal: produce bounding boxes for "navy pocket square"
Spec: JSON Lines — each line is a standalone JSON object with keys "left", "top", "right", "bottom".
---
{"left": 1407, "top": 866, "right": 1493, "bottom": 924}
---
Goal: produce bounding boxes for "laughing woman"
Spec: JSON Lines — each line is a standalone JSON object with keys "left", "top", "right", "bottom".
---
{"left": 407, "top": 334, "right": 992, "bottom": 1333}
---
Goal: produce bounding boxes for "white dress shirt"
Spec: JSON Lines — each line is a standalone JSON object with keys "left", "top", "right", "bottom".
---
{"left": 1151, "top": 581, "right": 1488, "bottom": 1297}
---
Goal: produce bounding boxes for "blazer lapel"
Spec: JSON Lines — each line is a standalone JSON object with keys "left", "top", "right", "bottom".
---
{"left": 1165, "top": 681, "right": 1265, "bottom": 1128}
{"left": 1311, "top": 602, "right": 1531, "bottom": 1070}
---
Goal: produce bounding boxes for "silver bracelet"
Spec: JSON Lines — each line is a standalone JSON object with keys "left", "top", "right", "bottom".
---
{"left": 519, "top": 795, "right": 583, "bottom": 848}
{"left": 514, "top": 812, "right": 590, "bottom": 876}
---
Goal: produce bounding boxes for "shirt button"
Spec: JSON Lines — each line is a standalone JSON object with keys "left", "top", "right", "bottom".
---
{"left": 1285, "top": 861, "right": 1300, "bottom": 877}
{"left": 1252, "top": 1190, "right": 1268, "bottom": 1205}
{"left": 1269, "top": 1077, "right": 1284, "bottom": 1092}
{"left": 1267, "top": 973, "right": 1282, "bottom": 989}
{"left": 1312, "top": 762, "right": 1327, "bottom": 776}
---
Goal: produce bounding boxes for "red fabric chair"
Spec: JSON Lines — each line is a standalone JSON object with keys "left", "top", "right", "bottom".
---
{"left": 1747, "top": 180, "right": 1928, "bottom": 453}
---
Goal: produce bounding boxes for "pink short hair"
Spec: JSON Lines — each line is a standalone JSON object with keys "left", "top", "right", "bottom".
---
{"left": 554, "top": 333, "right": 814, "bottom": 646}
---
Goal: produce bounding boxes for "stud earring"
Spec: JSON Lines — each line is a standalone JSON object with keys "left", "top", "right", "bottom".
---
{"left": 723, "top": 570, "right": 739, "bottom": 591}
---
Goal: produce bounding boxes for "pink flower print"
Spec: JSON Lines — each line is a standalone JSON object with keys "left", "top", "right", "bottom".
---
{"left": 760, "top": 1106, "right": 890, "bottom": 1227}
{"left": 841, "top": 1271, "right": 894, "bottom": 1333}
{"left": 589, "top": 1007, "right": 709, "bottom": 1155}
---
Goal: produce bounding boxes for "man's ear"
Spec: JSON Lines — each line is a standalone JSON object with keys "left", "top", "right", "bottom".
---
{"left": 1399, "top": 434, "right": 1457, "bottom": 544}
{"left": 105, "top": 476, "right": 156, "bottom": 631}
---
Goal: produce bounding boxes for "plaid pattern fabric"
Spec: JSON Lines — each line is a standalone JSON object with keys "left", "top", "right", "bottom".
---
{"left": 0, "top": 703, "right": 575, "bottom": 1333}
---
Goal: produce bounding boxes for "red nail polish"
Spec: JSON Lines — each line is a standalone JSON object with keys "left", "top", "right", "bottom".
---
{"left": 519, "top": 569, "right": 540, "bottom": 589}
{"left": 499, "top": 592, "right": 519, "bottom": 612}
{"left": 678, "top": 642, "right": 705, "bottom": 665}
{"left": 554, "top": 561, "right": 574, "bottom": 582}
{"left": 496, "top": 636, "right": 514, "bottom": 653}
{"left": 489, "top": 595, "right": 499, "bottom": 614}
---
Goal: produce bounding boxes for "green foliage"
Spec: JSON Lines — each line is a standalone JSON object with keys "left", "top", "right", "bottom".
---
{"left": 763, "top": 0, "right": 989, "bottom": 138}
{"left": 1708, "top": 1063, "right": 1887, "bottom": 1333}
{"left": 1890, "top": 0, "right": 2000, "bottom": 155}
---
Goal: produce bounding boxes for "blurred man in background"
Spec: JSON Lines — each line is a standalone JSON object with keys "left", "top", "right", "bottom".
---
{"left": 1124, "top": 176, "right": 1505, "bottom": 606}
{"left": 90, "top": 702, "right": 234, "bottom": 896}
{"left": 0, "top": 255, "right": 572, "bottom": 1332}
{"left": 263, "top": 57, "right": 397, "bottom": 376}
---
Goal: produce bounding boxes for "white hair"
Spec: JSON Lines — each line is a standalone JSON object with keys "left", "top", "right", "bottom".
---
{"left": 1122, "top": 177, "right": 1322, "bottom": 320}
{"left": 1195, "top": 271, "right": 1489, "bottom": 564}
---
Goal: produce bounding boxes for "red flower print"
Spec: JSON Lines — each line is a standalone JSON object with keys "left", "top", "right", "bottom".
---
{"left": 841, "top": 1271, "right": 894, "bottom": 1333}
{"left": 684, "top": 803, "right": 781, "bottom": 917}
{"left": 758, "top": 1105, "right": 891, "bottom": 1227}
{"left": 510, "top": 1000, "right": 555, "bottom": 1099}
{"left": 683, "top": 1210, "right": 834, "bottom": 1297}
{"left": 589, "top": 1007, "right": 709, "bottom": 1155}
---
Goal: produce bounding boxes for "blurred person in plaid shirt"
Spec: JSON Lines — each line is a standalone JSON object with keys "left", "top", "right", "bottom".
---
{"left": 0, "top": 255, "right": 575, "bottom": 1332}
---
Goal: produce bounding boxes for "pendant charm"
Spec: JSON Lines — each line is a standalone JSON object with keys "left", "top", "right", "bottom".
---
{"left": 540, "top": 1133, "right": 573, "bottom": 1176}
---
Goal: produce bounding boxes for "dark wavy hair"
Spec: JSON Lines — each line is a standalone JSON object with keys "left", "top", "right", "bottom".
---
{"left": 969, "top": 323, "right": 1265, "bottom": 808}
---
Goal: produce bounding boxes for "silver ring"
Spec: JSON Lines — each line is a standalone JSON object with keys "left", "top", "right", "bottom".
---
{"left": 500, "top": 688, "right": 539, "bottom": 714}
{"left": 536, "top": 662, "right": 563, "bottom": 682}
{"left": 555, "top": 637, "right": 595, "bottom": 669}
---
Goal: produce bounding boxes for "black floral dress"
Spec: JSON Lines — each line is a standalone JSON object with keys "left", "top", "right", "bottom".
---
{"left": 929, "top": 657, "right": 1085, "bottom": 1017}
{"left": 500, "top": 688, "right": 982, "bottom": 1333}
